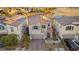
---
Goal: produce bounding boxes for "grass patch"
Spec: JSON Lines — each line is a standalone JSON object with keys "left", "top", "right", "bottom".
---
{"left": 5, "top": 46, "right": 17, "bottom": 50}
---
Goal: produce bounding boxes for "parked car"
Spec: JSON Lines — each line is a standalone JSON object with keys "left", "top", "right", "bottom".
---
{"left": 0, "top": 42, "right": 5, "bottom": 48}
{"left": 72, "top": 40, "right": 79, "bottom": 48}
{"left": 64, "top": 39, "right": 79, "bottom": 51}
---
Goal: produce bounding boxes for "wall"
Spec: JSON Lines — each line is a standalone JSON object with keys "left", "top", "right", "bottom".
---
{"left": 17, "top": 19, "right": 28, "bottom": 40}
{"left": 29, "top": 23, "right": 43, "bottom": 34}
{"left": 54, "top": 20, "right": 78, "bottom": 39}
{"left": 17, "top": 24, "right": 23, "bottom": 40}
{"left": 75, "top": 26, "right": 79, "bottom": 34}
{"left": 29, "top": 23, "right": 47, "bottom": 39}
{"left": 60, "top": 25, "right": 76, "bottom": 36}
{"left": 6, "top": 25, "right": 18, "bottom": 35}
{"left": 59, "top": 24, "right": 79, "bottom": 39}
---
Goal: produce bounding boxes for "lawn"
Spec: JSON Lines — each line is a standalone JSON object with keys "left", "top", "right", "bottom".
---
{"left": 5, "top": 46, "right": 17, "bottom": 50}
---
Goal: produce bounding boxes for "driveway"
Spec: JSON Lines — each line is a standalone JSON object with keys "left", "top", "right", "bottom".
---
{"left": 28, "top": 39, "right": 47, "bottom": 51}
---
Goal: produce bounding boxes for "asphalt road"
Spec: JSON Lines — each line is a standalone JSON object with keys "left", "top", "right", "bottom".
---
{"left": 28, "top": 39, "right": 47, "bottom": 51}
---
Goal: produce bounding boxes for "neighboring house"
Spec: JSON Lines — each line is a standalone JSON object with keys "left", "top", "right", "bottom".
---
{"left": 0, "top": 15, "right": 27, "bottom": 40}
{"left": 0, "top": 23, "right": 7, "bottom": 35}
{"left": 28, "top": 15, "right": 52, "bottom": 40}
{"left": 54, "top": 16, "right": 79, "bottom": 40}
{"left": 0, "top": 16, "right": 7, "bottom": 35}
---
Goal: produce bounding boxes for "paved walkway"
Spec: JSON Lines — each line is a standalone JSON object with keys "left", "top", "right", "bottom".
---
{"left": 28, "top": 39, "right": 48, "bottom": 51}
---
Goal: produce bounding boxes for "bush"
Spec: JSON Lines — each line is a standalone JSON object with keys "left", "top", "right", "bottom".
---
{"left": 0, "top": 34, "right": 18, "bottom": 47}
{"left": 22, "top": 32, "right": 30, "bottom": 49}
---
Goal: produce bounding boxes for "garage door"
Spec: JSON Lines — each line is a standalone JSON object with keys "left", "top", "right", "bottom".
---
{"left": 63, "top": 35, "right": 75, "bottom": 39}
{"left": 31, "top": 34, "right": 44, "bottom": 39}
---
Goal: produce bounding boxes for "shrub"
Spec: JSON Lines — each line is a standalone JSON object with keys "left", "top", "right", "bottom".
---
{"left": 22, "top": 32, "right": 30, "bottom": 49}
{"left": 0, "top": 34, "right": 18, "bottom": 47}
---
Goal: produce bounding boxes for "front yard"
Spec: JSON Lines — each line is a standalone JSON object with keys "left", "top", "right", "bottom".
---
{"left": 0, "top": 28, "right": 31, "bottom": 50}
{"left": 45, "top": 39, "right": 64, "bottom": 50}
{"left": 0, "top": 34, "right": 19, "bottom": 50}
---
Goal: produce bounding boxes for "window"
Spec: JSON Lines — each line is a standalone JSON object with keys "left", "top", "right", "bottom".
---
{"left": 11, "top": 27, "right": 14, "bottom": 32}
{"left": 33, "top": 26, "right": 39, "bottom": 30}
{"left": 2, "top": 26, "right": 5, "bottom": 30}
{"left": 0, "top": 25, "right": 5, "bottom": 30}
{"left": 42, "top": 25, "right": 46, "bottom": 29}
{"left": 66, "top": 26, "right": 74, "bottom": 30}
{"left": 0, "top": 25, "right": 1, "bottom": 30}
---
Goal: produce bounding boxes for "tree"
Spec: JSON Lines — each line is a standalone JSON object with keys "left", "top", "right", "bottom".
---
{"left": 22, "top": 32, "right": 30, "bottom": 49}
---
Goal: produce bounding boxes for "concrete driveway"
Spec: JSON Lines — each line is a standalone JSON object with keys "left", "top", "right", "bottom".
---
{"left": 28, "top": 39, "right": 47, "bottom": 51}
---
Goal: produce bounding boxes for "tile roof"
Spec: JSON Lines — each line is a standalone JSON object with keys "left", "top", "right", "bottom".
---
{"left": 28, "top": 15, "right": 50, "bottom": 24}
{"left": 4, "top": 15, "right": 26, "bottom": 26}
{"left": 0, "top": 16, "right": 6, "bottom": 24}
{"left": 55, "top": 16, "right": 79, "bottom": 25}
{"left": 28, "top": 15, "right": 41, "bottom": 24}
{"left": 11, "top": 17, "right": 26, "bottom": 26}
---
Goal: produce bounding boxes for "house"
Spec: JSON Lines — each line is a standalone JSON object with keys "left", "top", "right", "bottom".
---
{"left": 0, "top": 16, "right": 7, "bottom": 35}
{"left": 54, "top": 16, "right": 79, "bottom": 40}
{"left": 0, "top": 15, "right": 28, "bottom": 40}
{"left": 28, "top": 15, "right": 52, "bottom": 40}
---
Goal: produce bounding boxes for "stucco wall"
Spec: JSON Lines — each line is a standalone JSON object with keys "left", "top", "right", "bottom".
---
{"left": 58, "top": 24, "right": 79, "bottom": 39}
{"left": 29, "top": 23, "right": 47, "bottom": 34}
{"left": 17, "top": 24, "right": 24, "bottom": 40}
{"left": 60, "top": 25, "right": 76, "bottom": 35}
{"left": 54, "top": 20, "right": 79, "bottom": 39}
{"left": 6, "top": 25, "right": 18, "bottom": 35}
{"left": 29, "top": 23, "right": 47, "bottom": 39}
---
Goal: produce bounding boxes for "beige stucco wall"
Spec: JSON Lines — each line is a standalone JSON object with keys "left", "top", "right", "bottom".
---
{"left": 6, "top": 25, "right": 18, "bottom": 35}
{"left": 54, "top": 19, "right": 79, "bottom": 39}
{"left": 29, "top": 23, "right": 47, "bottom": 39}
{"left": 60, "top": 25, "right": 76, "bottom": 35}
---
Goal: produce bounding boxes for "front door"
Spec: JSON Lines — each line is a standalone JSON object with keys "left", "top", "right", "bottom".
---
{"left": 47, "top": 32, "right": 50, "bottom": 38}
